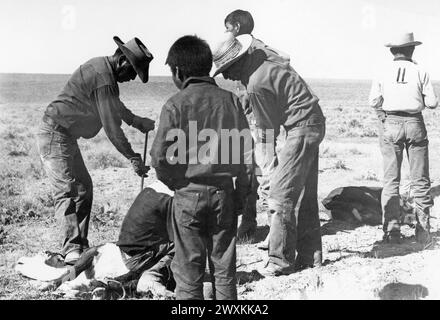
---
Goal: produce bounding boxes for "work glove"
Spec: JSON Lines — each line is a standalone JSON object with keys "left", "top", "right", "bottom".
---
{"left": 130, "top": 154, "right": 150, "bottom": 177}
{"left": 132, "top": 116, "right": 155, "bottom": 133}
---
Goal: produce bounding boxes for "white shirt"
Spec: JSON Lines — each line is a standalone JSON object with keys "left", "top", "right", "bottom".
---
{"left": 369, "top": 58, "right": 438, "bottom": 113}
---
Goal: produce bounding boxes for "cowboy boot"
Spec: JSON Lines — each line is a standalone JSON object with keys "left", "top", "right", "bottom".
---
{"left": 294, "top": 250, "right": 323, "bottom": 272}
{"left": 415, "top": 207, "right": 431, "bottom": 245}
{"left": 382, "top": 219, "right": 402, "bottom": 244}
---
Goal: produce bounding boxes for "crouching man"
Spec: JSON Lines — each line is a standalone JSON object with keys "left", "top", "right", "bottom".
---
{"left": 115, "top": 181, "right": 175, "bottom": 293}
{"left": 51, "top": 181, "right": 176, "bottom": 297}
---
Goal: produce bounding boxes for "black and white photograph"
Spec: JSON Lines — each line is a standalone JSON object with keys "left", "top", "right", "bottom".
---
{"left": 1, "top": 0, "right": 440, "bottom": 305}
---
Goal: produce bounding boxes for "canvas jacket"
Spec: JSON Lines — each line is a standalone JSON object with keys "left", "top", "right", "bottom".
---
{"left": 240, "top": 41, "right": 325, "bottom": 137}
{"left": 150, "top": 76, "right": 253, "bottom": 201}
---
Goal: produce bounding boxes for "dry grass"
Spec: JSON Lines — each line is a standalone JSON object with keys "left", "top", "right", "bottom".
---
{"left": 1, "top": 75, "right": 440, "bottom": 300}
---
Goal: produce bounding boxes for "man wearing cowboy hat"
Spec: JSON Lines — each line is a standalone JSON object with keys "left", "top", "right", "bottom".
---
{"left": 36, "top": 36, "right": 155, "bottom": 264}
{"left": 212, "top": 32, "right": 326, "bottom": 276}
{"left": 369, "top": 32, "right": 438, "bottom": 244}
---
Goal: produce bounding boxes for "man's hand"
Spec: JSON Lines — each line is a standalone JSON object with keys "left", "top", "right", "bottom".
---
{"left": 132, "top": 116, "right": 155, "bottom": 133}
{"left": 236, "top": 88, "right": 251, "bottom": 114}
{"left": 376, "top": 109, "right": 386, "bottom": 123}
{"left": 130, "top": 154, "right": 150, "bottom": 177}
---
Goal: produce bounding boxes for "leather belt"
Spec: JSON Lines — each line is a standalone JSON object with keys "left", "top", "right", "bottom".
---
{"left": 189, "top": 177, "right": 234, "bottom": 189}
{"left": 385, "top": 111, "right": 421, "bottom": 117}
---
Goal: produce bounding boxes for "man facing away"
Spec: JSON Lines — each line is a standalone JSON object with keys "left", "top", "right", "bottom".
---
{"left": 369, "top": 32, "right": 438, "bottom": 244}
{"left": 212, "top": 31, "right": 326, "bottom": 276}
{"left": 36, "top": 36, "right": 155, "bottom": 264}
{"left": 150, "top": 35, "right": 253, "bottom": 299}
{"left": 223, "top": 9, "right": 291, "bottom": 240}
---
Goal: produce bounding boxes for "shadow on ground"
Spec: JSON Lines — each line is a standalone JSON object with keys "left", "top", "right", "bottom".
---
{"left": 320, "top": 219, "right": 360, "bottom": 235}
{"left": 238, "top": 226, "right": 269, "bottom": 245}
{"left": 378, "top": 282, "right": 429, "bottom": 300}
{"left": 254, "top": 225, "right": 269, "bottom": 243}
{"left": 365, "top": 231, "right": 440, "bottom": 259}
{"left": 237, "top": 270, "right": 264, "bottom": 285}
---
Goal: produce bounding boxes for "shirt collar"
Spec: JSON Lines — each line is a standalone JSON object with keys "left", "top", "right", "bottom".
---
{"left": 105, "top": 56, "right": 118, "bottom": 82}
{"left": 182, "top": 76, "right": 216, "bottom": 89}
{"left": 394, "top": 56, "right": 413, "bottom": 62}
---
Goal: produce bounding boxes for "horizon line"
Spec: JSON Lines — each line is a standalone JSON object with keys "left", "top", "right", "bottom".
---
{"left": 0, "top": 72, "right": 375, "bottom": 82}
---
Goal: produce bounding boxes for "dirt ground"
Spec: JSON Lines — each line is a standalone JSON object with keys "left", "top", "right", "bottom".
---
{"left": 1, "top": 76, "right": 440, "bottom": 300}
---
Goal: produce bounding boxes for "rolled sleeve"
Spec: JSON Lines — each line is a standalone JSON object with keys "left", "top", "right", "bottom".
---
{"left": 422, "top": 72, "right": 438, "bottom": 109}
{"left": 92, "top": 86, "right": 137, "bottom": 159}
{"left": 369, "top": 79, "right": 384, "bottom": 109}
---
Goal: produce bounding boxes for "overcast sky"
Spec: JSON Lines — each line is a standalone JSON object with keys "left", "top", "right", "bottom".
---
{"left": 1, "top": 0, "right": 439, "bottom": 79}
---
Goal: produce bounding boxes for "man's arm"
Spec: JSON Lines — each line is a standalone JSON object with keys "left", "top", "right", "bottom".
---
{"left": 92, "top": 85, "right": 138, "bottom": 159}
{"left": 368, "top": 79, "right": 386, "bottom": 121}
{"left": 422, "top": 71, "right": 438, "bottom": 109}
{"left": 116, "top": 94, "right": 155, "bottom": 133}
{"left": 234, "top": 97, "right": 254, "bottom": 213}
{"left": 248, "top": 91, "right": 281, "bottom": 139}
{"left": 115, "top": 97, "right": 135, "bottom": 126}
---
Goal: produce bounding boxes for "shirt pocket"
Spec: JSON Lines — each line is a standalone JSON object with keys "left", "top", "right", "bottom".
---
{"left": 174, "top": 190, "right": 200, "bottom": 228}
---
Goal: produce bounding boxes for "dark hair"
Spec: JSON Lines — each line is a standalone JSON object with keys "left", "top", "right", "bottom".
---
{"left": 224, "top": 9, "right": 254, "bottom": 35}
{"left": 390, "top": 46, "right": 415, "bottom": 57}
{"left": 165, "top": 35, "right": 212, "bottom": 78}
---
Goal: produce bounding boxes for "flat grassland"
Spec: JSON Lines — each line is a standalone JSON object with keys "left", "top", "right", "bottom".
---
{"left": 1, "top": 73, "right": 440, "bottom": 300}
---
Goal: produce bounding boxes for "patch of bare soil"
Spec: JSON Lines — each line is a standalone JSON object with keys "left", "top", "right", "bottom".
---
{"left": 2, "top": 138, "right": 440, "bottom": 300}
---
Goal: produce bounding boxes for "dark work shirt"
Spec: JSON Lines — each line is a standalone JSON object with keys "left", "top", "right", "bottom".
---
{"left": 117, "top": 188, "right": 174, "bottom": 256}
{"left": 242, "top": 39, "right": 325, "bottom": 135}
{"left": 150, "top": 76, "right": 253, "bottom": 199}
{"left": 44, "top": 56, "right": 137, "bottom": 159}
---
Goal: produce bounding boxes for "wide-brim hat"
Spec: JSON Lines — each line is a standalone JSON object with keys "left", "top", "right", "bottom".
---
{"left": 113, "top": 36, "right": 154, "bottom": 83}
{"left": 212, "top": 32, "right": 253, "bottom": 77}
{"left": 385, "top": 32, "right": 422, "bottom": 48}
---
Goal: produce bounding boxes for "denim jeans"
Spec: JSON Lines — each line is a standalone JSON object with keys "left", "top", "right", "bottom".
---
{"left": 241, "top": 130, "right": 278, "bottom": 225}
{"left": 171, "top": 182, "right": 237, "bottom": 300}
{"left": 240, "top": 140, "right": 277, "bottom": 224}
{"left": 36, "top": 121, "right": 93, "bottom": 256}
{"left": 255, "top": 140, "right": 278, "bottom": 200}
{"left": 267, "top": 122, "right": 325, "bottom": 269}
{"left": 379, "top": 114, "right": 433, "bottom": 233}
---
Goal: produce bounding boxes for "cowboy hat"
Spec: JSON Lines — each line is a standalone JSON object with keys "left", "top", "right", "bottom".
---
{"left": 212, "top": 32, "right": 252, "bottom": 77}
{"left": 385, "top": 32, "right": 422, "bottom": 48}
{"left": 113, "top": 36, "right": 154, "bottom": 83}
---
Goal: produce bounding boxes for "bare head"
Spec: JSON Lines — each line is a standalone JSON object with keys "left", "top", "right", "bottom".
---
{"left": 165, "top": 35, "right": 213, "bottom": 89}
{"left": 224, "top": 9, "right": 254, "bottom": 36}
